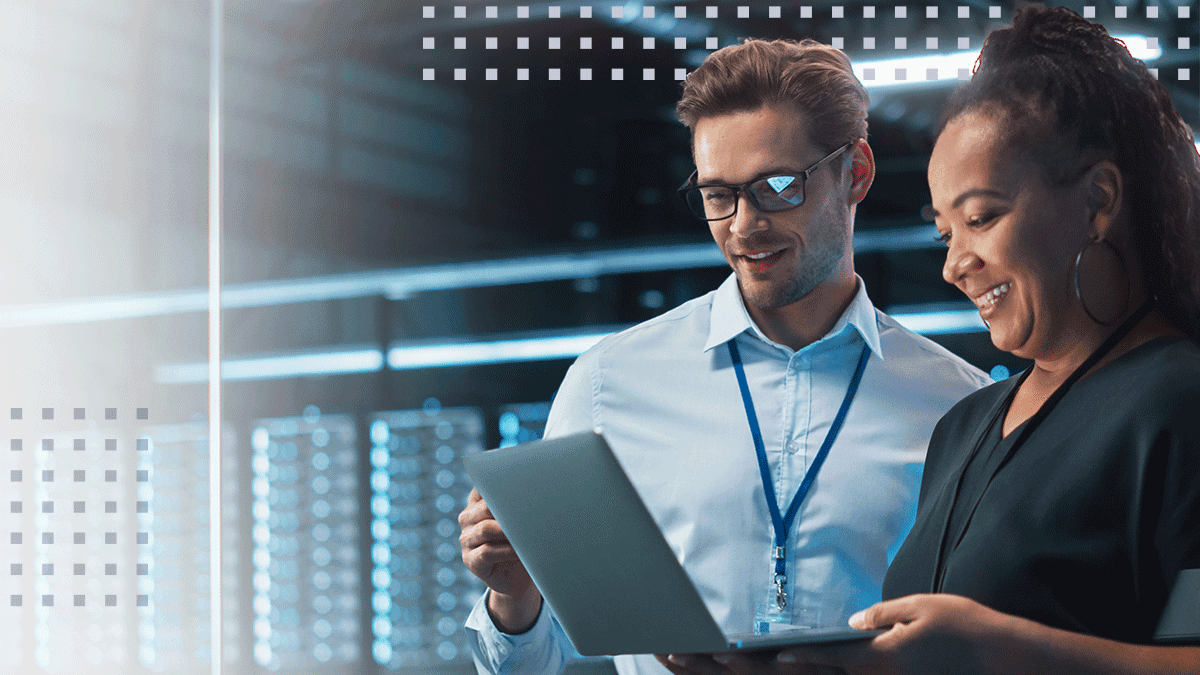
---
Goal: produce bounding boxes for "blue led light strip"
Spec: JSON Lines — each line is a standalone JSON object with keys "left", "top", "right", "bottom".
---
{"left": 0, "top": 226, "right": 944, "bottom": 328}
{"left": 368, "top": 420, "right": 394, "bottom": 666}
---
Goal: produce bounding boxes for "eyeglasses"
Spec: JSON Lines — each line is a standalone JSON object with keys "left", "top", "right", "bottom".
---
{"left": 677, "top": 143, "right": 852, "bottom": 221}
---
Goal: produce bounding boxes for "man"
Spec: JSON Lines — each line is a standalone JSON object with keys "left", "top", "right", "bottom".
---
{"left": 460, "top": 38, "right": 990, "bottom": 675}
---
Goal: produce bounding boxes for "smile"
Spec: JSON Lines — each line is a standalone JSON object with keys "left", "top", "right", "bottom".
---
{"left": 740, "top": 249, "right": 785, "bottom": 261}
{"left": 974, "top": 283, "right": 1011, "bottom": 309}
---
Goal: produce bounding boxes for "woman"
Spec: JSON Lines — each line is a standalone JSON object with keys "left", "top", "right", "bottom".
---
{"left": 659, "top": 6, "right": 1200, "bottom": 674}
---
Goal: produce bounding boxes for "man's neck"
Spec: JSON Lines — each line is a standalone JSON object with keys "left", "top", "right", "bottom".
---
{"left": 743, "top": 273, "right": 859, "bottom": 352}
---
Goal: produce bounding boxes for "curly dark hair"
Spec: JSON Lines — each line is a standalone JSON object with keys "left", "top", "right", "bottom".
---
{"left": 940, "top": 4, "right": 1200, "bottom": 338}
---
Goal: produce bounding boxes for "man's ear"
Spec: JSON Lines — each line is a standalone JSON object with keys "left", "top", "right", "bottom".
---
{"left": 1084, "top": 160, "right": 1124, "bottom": 240}
{"left": 847, "top": 140, "right": 875, "bottom": 206}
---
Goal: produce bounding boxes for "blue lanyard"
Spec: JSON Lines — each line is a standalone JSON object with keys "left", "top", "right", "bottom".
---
{"left": 728, "top": 339, "right": 871, "bottom": 610}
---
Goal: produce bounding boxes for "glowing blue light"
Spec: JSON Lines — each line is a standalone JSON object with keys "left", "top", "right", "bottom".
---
{"left": 890, "top": 309, "right": 987, "bottom": 335}
{"left": 251, "top": 427, "right": 270, "bottom": 452}
{"left": 372, "top": 543, "right": 391, "bottom": 565}
{"left": 372, "top": 591, "right": 391, "bottom": 613}
{"left": 371, "top": 420, "right": 390, "bottom": 445}
{"left": 373, "top": 640, "right": 392, "bottom": 664}
{"left": 990, "top": 364, "right": 1011, "bottom": 381}
{"left": 499, "top": 412, "right": 520, "bottom": 437}
{"left": 371, "top": 519, "right": 390, "bottom": 540}
{"left": 253, "top": 643, "right": 272, "bottom": 666}
{"left": 371, "top": 448, "right": 389, "bottom": 469}
{"left": 372, "top": 568, "right": 391, "bottom": 589}
{"left": 387, "top": 332, "right": 612, "bottom": 370}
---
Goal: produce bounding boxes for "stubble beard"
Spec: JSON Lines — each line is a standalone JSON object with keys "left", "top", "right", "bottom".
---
{"left": 737, "top": 216, "right": 848, "bottom": 311}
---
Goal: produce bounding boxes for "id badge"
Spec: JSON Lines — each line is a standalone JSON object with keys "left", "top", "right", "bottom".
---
{"left": 753, "top": 587, "right": 792, "bottom": 634}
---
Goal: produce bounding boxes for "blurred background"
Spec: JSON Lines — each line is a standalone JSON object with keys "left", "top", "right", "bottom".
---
{"left": 0, "top": 0, "right": 1194, "bottom": 673}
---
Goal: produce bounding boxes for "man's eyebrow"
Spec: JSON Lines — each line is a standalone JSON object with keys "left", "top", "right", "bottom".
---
{"left": 696, "top": 166, "right": 802, "bottom": 185}
{"left": 928, "top": 188, "right": 1009, "bottom": 219}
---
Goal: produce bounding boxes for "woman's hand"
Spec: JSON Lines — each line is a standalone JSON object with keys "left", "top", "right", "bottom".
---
{"left": 656, "top": 594, "right": 1015, "bottom": 675}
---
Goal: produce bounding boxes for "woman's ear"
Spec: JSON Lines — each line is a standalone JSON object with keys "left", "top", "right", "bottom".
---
{"left": 1084, "top": 160, "right": 1124, "bottom": 239}
{"left": 847, "top": 139, "right": 875, "bottom": 206}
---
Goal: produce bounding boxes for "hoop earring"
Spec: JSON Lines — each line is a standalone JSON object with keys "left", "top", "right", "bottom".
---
{"left": 1073, "top": 237, "right": 1131, "bottom": 326}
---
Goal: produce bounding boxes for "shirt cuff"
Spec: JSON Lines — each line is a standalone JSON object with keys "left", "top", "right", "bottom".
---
{"left": 465, "top": 589, "right": 551, "bottom": 668}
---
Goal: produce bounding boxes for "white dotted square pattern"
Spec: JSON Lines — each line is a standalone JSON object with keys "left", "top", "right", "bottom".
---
{"left": 738, "top": 6, "right": 749, "bottom": 18}
{"left": 832, "top": 37, "right": 844, "bottom": 49}
{"left": 864, "top": 36, "right": 876, "bottom": 49}
{"left": 1115, "top": 6, "right": 1127, "bottom": 18}
{"left": 927, "top": 6, "right": 938, "bottom": 18}
{"left": 1083, "top": 6, "right": 1096, "bottom": 18}
{"left": 611, "top": 5, "right": 622, "bottom": 19}
{"left": 1180, "top": 7, "right": 1190, "bottom": 19}
{"left": 864, "top": 5, "right": 875, "bottom": 18}
{"left": 832, "top": 5, "right": 844, "bottom": 18}
{"left": 517, "top": 6, "right": 529, "bottom": 18}
{"left": 1146, "top": 6, "right": 1158, "bottom": 19}
{"left": 549, "top": 6, "right": 560, "bottom": 19}
{"left": 454, "top": 37, "right": 465, "bottom": 49}
{"left": 517, "top": 37, "right": 529, "bottom": 49}
{"left": 580, "top": 37, "right": 592, "bottom": 49}
{"left": 612, "top": 37, "right": 623, "bottom": 49}
{"left": 549, "top": 68, "right": 561, "bottom": 80}
{"left": 675, "top": 68, "right": 687, "bottom": 80}
{"left": 989, "top": 6, "right": 1001, "bottom": 18}
{"left": 612, "top": 68, "right": 624, "bottom": 80}
{"left": 517, "top": 69, "right": 529, "bottom": 81}
{"left": 486, "top": 68, "right": 497, "bottom": 80}
{"left": 675, "top": 6, "right": 686, "bottom": 18}
{"left": 706, "top": 36, "right": 718, "bottom": 49}
{"left": 1181, "top": 69, "right": 1192, "bottom": 81}
{"left": 422, "top": 68, "right": 434, "bottom": 80}
{"left": 1180, "top": 38, "right": 1192, "bottom": 50}
{"left": 549, "top": 37, "right": 560, "bottom": 49}
{"left": 454, "top": 68, "right": 465, "bottom": 80}
{"left": 706, "top": 6, "right": 718, "bottom": 18}
{"left": 643, "top": 6, "right": 654, "bottom": 18}
{"left": 896, "top": 37, "right": 907, "bottom": 49}
{"left": 486, "top": 6, "right": 497, "bottom": 18}
{"left": 675, "top": 37, "right": 686, "bottom": 49}
{"left": 643, "top": 68, "right": 655, "bottom": 80}
{"left": 927, "top": 36, "right": 938, "bottom": 49}
{"left": 958, "top": 37, "right": 970, "bottom": 49}
{"left": 454, "top": 6, "right": 465, "bottom": 18}
{"left": 958, "top": 6, "right": 969, "bottom": 18}
{"left": 895, "top": 6, "right": 906, "bottom": 18}
{"left": 769, "top": 6, "right": 780, "bottom": 18}
{"left": 801, "top": 6, "right": 812, "bottom": 18}
{"left": 580, "top": 6, "right": 591, "bottom": 18}
{"left": 580, "top": 68, "right": 592, "bottom": 80}
{"left": 643, "top": 37, "right": 655, "bottom": 49}
{"left": 423, "top": 37, "right": 434, "bottom": 49}
{"left": 422, "top": 6, "right": 434, "bottom": 18}
{"left": 486, "top": 37, "right": 498, "bottom": 49}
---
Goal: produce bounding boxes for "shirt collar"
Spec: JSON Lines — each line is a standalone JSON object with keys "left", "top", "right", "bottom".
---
{"left": 704, "top": 273, "right": 884, "bottom": 360}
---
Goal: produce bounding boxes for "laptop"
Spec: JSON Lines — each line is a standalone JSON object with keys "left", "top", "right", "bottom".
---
{"left": 463, "top": 431, "right": 884, "bottom": 656}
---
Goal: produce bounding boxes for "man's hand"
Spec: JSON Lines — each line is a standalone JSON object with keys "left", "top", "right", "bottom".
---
{"left": 459, "top": 488, "right": 543, "bottom": 633}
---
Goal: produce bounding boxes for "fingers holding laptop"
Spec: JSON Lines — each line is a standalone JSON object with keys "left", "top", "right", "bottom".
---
{"left": 459, "top": 487, "right": 544, "bottom": 633}
{"left": 656, "top": 652, "right": 841, "bottom": 675}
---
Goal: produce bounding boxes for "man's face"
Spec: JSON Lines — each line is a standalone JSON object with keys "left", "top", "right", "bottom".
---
{"left": 692, "top": 105, "right": 855, "bottom": 311}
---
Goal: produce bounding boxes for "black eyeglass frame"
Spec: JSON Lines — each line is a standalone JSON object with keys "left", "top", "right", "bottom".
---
{"left": 676, "top": 142, "right": 853, "bottom": 222}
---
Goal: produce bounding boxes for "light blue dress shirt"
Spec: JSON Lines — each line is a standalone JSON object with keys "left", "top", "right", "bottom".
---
{"left": 466, "top": 273, "right": 990, "bottom": 675}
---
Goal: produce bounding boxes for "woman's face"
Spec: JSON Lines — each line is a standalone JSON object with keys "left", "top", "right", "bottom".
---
{"left": 928, "top": 111, "right": 1096, "bottom": 361}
